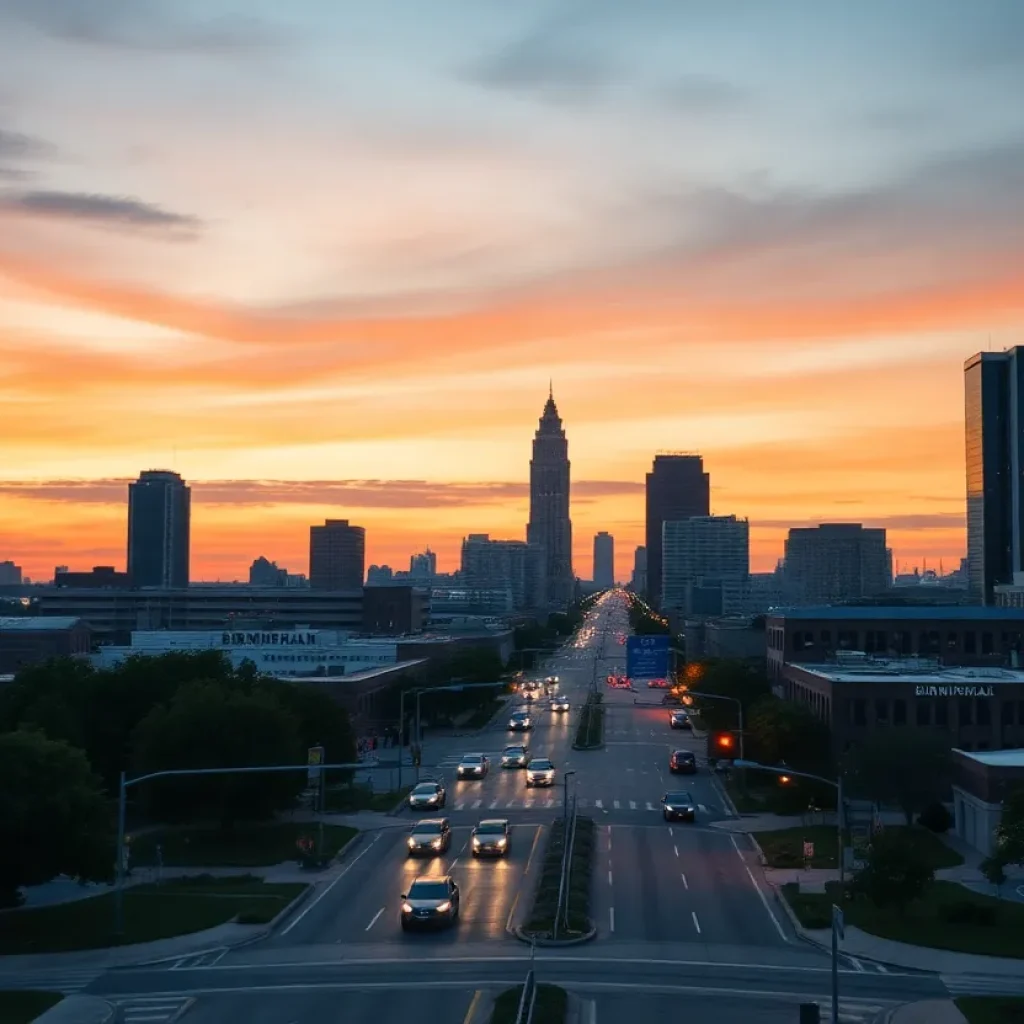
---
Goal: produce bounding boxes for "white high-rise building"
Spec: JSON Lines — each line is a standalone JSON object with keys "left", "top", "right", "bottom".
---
{"left": 662, "top": 516, "right": 749, "bottom": 616}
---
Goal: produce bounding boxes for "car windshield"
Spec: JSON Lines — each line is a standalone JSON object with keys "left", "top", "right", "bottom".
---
{"left": 512, "top": 712, "right": 528, "bottom": 719}
{"left": 414, "top": 821, "right": 443, "bottom": 834}
{"left": 408, "top": 881, "right": 449, "bottom": 899}
{"left": 413, "top": 784, "right": 438, "bottom": 794}
{"left": 462, "top": 756, "right": 483, "bottom": 763}
{"left": 475, "top": 823, "right": 506, "bottom": 834}
{"left": 665, "top": 793, "right": 692, "bottom": 803}
{"left": 531, "top": 760, "right": 553, "bottom": 770}
{"left": 674, "top": 751, "right": 693, "bottom": 759}
{"left": 504, "top": 747, "right": 525, "bottom": 755}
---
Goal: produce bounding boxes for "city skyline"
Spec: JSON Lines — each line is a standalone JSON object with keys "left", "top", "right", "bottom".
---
{"left": 3, "top": 1, "right": 1022, "bottom": 581}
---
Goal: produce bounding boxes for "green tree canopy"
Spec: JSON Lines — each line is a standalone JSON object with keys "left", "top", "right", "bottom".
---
{"left": 131, "top": 680, "right": 303, "bottom": 829}
{"left": 994, "top": 785, "right": 1024, "bottom": 866}
{"left": 746, "top": 697, "right": 832, "bottom": 773}
{"left": 844, "top": 729, "right": 952, "bottom": 824}
{"left": 687, "top": 659, "right": 772, "bottom": 730}
{"left": 851, "top": 829, "right": 935, "bottom": 913}
{"left": 0, "top": 729, "right": 112, "bottom": 905}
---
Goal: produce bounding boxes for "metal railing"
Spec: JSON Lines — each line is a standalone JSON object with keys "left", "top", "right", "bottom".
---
{"left": 514, "top": 943, "right": 538, "bottom": 1024}
{"left": 553, "top": 791, "right": 578, "bottom": 939}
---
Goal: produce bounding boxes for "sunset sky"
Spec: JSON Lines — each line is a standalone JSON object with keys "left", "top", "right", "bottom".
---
{"left": 2, "top": 0, "right": 1023, "bottom": 582}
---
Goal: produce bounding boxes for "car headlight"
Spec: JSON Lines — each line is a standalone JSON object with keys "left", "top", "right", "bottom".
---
{"left": 497, "top": 837, "right": 507, "bottom": 847}
{"left": 427, "top": 795, "right": 438, "bottom": 802}
{"left": 431, "top": 838, "right": 442, "bottom": 848}
{"left": 408, "top": 837, "right": 416, "bottom": 847}
{"left": 472, "top": 837, "right": 481, "bottom": 847}
{"left": 402, "top": 902, "right": 413, "bottom": 913}
{"left": 435, "top": 901, "right": 451, "bottom": 913}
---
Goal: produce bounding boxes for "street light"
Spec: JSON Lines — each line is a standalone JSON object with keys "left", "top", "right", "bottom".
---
{"left": 563, "top": 770, "right": 576, "bottom": 831}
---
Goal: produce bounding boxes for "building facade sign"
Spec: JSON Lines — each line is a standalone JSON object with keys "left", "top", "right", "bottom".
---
{"left": 914, "top": 684, "right": 996, "bottom": 698}
{"left": 221, "top": 631, "right": 318, "bottom": 647}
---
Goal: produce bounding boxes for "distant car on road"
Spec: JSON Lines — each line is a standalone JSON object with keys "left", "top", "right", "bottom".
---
{"left": 669, "top": 750, "right": 697, "bottom": 774}
{"left": 526, "top": 758, "right": 556, "bottom": 787}
{"left": 501, "top": 744, "right": 530, "bottom": 767}
{"left": 406, "top": 818, "right": 452, "bottom": 856}
{"left": 508, "top": 710, "right": 533, "bottom": 732}
{"left": 408, "top": 780, "right": 447, "bottom": 810}
{"left": 457, "top": 753, "right": 490, "bottom": 779}
{"left": 550, "top": 696, "right": 570, "bottom": 713}
{"left": 401, "top": 875, "right": 459, "bottom": 930}
{"left": 471, "top": 819, "right": 510, "bottom": 857}
{"left": 662, "top": 791, "right": 696, "bottom": 822}
{"left": 669, "top": 710, "right": 691, "bottom": 730}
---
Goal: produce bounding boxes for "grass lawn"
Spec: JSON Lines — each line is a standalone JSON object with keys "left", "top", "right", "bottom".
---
{"left": 0, "top": 877, "right": 309, "bottom": 954}
{"left": 490, "top": 984, "right": 568, "bottom": 1024}
{"left": 758, "top": 825, "right": 963, "bottom": 870}
{"left": 956, "top": 997, "right": 1024, "bottom": 1023}
{"left": 524, "top": 817, "right": 595, "bottom": 938}
{"left": 130, "top": 822, "right": 357, "bottom": 867}
{"left": 782, "top": 881, "right": 1024, "bottom": 958}
{"left": 0, "top": 992, "right": 63, "bottom": 1024}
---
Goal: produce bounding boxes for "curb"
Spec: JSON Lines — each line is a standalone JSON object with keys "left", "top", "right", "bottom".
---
{"left": 514, "top": 922, "right": 598, "bottom": 946}
{"left": 711, "top": 773, "right": 741, "bottom": 818}
{"left": 571, "top": 742, "right": 605, "bottom": 751}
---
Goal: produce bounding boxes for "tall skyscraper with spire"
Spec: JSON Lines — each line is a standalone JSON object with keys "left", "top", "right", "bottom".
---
{"left": 527, "top": 385, "right": 574, "bottom": 607}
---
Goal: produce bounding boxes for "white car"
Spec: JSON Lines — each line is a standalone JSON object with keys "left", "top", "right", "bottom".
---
{"left": 508, "top": 710, "right": 533, "bottom": 731}
{"left": 550, "top": 697, "right": 570, "bottom": 713}
{"left": 526, "top": 758, "right": 556, "bottom": 787}
{"left": 457, "top": 753, "right": 490, "bottom": 779}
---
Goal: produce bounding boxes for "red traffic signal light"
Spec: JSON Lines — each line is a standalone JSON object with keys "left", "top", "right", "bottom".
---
{"left": 712, "top": 732, "right": 735, "bottom": 752}
{"left": 779, "top": 774, "right": 792, "bottom": 785}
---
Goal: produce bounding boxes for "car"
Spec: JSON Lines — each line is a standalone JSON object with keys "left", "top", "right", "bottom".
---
{"left": 669, "top": 710, "right": 691, "bottom": 730}
{"left": 526, "top": 758, "right": 556, "bottom": 787}
{"left": 501, "top": 744, "right": 529, "bottom": 768}
{"left": 406, "top": 818, "right": 452, "bottom": 856}
{"left": 662, "top": 791, "right": 696, "bottom": 821}
{"left": 471, "top": 819, "right": 511, "bottom": 857}
{"left": 669, "top": 750, "right": 697, "bottom": 774}
{"left": 508, "top": 710, "right": 533, "bottom": 731}
{"left": 457, "top": 753, "right": 490, "bottom": 779}
{"left": 400, "top": 875, "right": 460, "bottom": 930}
{"left": 408, "top": 780, "right": 447, "bottom": 810}
{"left": 550, "top": 697, "right": 570, "bottom": 713}
{"left": 522, "top": 688, "right": 538, "bottom": 702}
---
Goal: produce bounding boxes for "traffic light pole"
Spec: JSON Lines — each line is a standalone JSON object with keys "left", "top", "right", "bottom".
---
{"left": 686, "top": 690, "right": 744, "bottom": 761}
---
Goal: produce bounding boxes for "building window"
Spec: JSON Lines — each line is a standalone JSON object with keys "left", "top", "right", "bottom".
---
{"left": 874, "top": 699, "right": 889, "bottom": 724}
{"left": 893, "top": 699, "right": 907, "bottom": 726}
{"left": 982, "top": 632, "right": 994, "bottom": 655}
{"left": 820, "top": 630, "right": 832, "bottom": 646}
{"left": 977, "top": 700, "right": 991, "bottom": 726}
{"left": 959, "top": 698, "right": 974, "bottom": 725}
{"left": 964, "top": 631, "right": 977, "bottom": 654}
{"left": 839, "top": 630, "right": 856, "bottom": 649}
{"left": 916, "top": 701, "right": 931, "bottom": 726}
{"left": 946, "top": 632, "right": 958, "bottom": 651}
{"left": 1001, "top": 702, "right": 1015, "bottom": 726}
{"left": 935, "top": 701, "right": 948, "bottom": 727}
{"left": 899, "top": 630, "right": 912, "bottom": 654}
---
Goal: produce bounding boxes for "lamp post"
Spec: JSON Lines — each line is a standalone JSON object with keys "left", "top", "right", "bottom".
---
{"left": 563, "top": 770, "right": 576, "bottom": 831}
{"left": 685, "top": 689, "right": 745, "bottom": 760}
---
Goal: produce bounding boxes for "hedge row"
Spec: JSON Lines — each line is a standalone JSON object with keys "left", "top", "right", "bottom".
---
{"left": 523, "top": 816, "right": 595, "bottom": 938}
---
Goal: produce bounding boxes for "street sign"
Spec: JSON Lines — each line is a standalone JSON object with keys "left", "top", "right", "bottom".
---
{"left": 626, "top": 635, "right": 669, "bottom": 680}
{"left": 307, "top": 745, "right": 324, "bottom": 787}
{"left": 803, "top": 840, "right": 815, "bottom": 860}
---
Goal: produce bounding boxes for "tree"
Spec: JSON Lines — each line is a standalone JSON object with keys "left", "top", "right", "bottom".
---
{"left": 851, "top": 830, "right": 934, "bottom": 913}
{"left": 0, "top": 729, "right": 112, "bottom": 906}
{"left": 746, "top": 698, "right": 832, "bottom": 773}
{"left": 980, "top": 855, "right": 1007, "bottom": 891}
{"left": 994, "top": 785, "right": 1024, "bottom": 866}
{"left": 131, "top": 680, "right": 303, "bottom": 829}
{"left": 844, "top": 730, "right": 952, "bottom": 825}
{"left": 273, "top": 682, "right": 357, "bottom": 785}
{"left": 686, "top": 659, "right": 772, "bottom": 731}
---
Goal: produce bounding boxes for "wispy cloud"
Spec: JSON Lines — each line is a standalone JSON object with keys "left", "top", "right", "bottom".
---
{"left": 661, "top": 75, "right": 747, "bottom": 113}
{"left": 0, "top": 127, "right": 53, "bottom": 160}
{"left": 0, "top": 478, "right": 645, "bottom": 509}
{"left": 1, "top": 190, "right": 201, "bottom": 235}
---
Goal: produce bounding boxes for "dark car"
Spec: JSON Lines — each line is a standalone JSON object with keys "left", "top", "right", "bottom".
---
{"left": 669, "top": 750, "right": 697, "bottom": 774}
{"left": 406, "top": 818, "right": 452, "bottom": 856}
{"left": 408, "top": 780, "right": 447, "bottom": 810}
{"left": 400, "top": 876, "right": 460, "bottom": 930}
{"left": 669, "top": 710, "right": 691, "bottom": 730}
{"left": 662, "top": 791, "right": 696, "bottom": 822}
{"left": 471, "top": 819, "right": 510, "bottom": 857}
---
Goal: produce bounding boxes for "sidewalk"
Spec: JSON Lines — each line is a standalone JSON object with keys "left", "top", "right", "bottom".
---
{"left": 888, "top": 1002, "right": 967, "bottom": 1024}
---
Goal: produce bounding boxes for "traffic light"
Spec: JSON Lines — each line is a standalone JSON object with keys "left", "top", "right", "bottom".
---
{"left": 779, "top": 774, "right": 792, "bottom": 786}
{"left": 709, "top": 731, "right": 735, "bottom": 755}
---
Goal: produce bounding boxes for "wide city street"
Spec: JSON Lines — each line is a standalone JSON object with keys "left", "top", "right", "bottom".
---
{"left": 78, "top": 593, "right": 1000, "bottom": 1023}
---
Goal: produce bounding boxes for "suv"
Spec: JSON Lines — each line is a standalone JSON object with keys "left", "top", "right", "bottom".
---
{"left": 406, "top": 818, "right": 452, "bottom": 856}
{"left": 669, "top": 750, "right": 697, "bottom": 774}
{"left": 400, "top": 875, "right": 459, "bottom": 930}
{"left": 662, "top": 791, "right": 696, "bottom": 822}
{"left": 457, "top": 753, "right": 490, "bottom": 779}
{"left": 669, "top": 710, "right": 691, "bottom": 730}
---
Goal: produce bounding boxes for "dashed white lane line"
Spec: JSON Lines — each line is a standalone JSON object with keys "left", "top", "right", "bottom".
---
{"left": 673, "top": 845, "right": 679, "bottom": 858}
{"left": 365, "top": 908, "right": 384, "bottom": 932}
{"left": 849, "top": 956, "right": 864, "bottom": 972}
{"left": 629, "top": 801, "right": 637, "bottom": 810}
{"left": 609, "top": 907, "right": 615, "bottom": 933}
{"left": 613, "top": 800, "right": 621, "bottom": 809}
{"left": 608, "top": 870, "right": 613, "bottom": 886}
{"left": 681, "top": 873, "right": 688, "bottom": 890}
{"left": 729, "top": 833, "right": 788, "bottom": 943}
{"left": 692, "top": 911, "right": 702, "bottom": 935}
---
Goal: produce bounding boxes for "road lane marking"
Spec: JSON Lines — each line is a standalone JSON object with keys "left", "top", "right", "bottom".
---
{"left": 489, "top": 800, "right": 499, "bottom": 809}
{"left": 629, "top": 801, "right": 637, "bottom": 810}
{"left": 668, "top": 827, "right": 673, "bottom": 837}
{"left": 505, "top": 825, "right": 543, "bottom": 933}
{"left": 646, "top": 802, "right": 655, "bottom": 811}
{"left": 729, "top": 834, "right": 788, "bottom": 943}
{"left": 594, "top": 799, "right": 603, "bottom": 808}
{"left": 609, "top": 908, "right": 615, "bottom": 933}
{"left": 691, "top": 911, "right": 701, "bottom": 934}
{"left": 280, "top": 831, "right": 382, "bottom": 935}
{"left": 586, "top": 997, "right": 597, "bottom": 1024}
{"left": 848, "top": 956, "right": 863, "bottom": 972}
{"left": 608, "top": 870, "right": 613, "bottom": 885}
{"left": 613, "top": 800, "right": 620, "bottom": 809}
{"left": 877, "top": 963, "right": 889, "bottom": 973}
{"left": 365, "top": 908, "right": 384, "bottom": 932}
{"left": 472, "top": 800, "right": 482, "bottom": 809}
{"left": 462, "top": 990, "right": 483, "bottom": 1024}
{"left": 681, "top": 873, "right": 688, "bottom": 889}
{"left": 673, "top": 845, "right": 679, "bottom": 858}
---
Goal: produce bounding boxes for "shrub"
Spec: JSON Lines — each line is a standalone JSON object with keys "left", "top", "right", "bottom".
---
{"left": 938, "top": 901, "right": 999, "bottom": 927}
{"left": 918, "top": 802, "right": 953, "bottom": 834}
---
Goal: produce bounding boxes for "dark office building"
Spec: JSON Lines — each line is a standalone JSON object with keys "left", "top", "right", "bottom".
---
{"left": 309, "top": 519, "right": 366, "bottom": 590}
{"left": 54, "top": 566, "right": 131, "bottom": 589}
{"left": 127, "top": 471, "right": 191, "bottom": 588}
{"left": 965, "top": 348, "right": 1024, "bottom": 604}
{"left": 0, "top": 617, "right": 93, "bottom": 674}
{"left": 361, "top": 585, "right": 427, "bottom": 635}
{"left": 645, "top": 454, "right": 710, "bottom": 609}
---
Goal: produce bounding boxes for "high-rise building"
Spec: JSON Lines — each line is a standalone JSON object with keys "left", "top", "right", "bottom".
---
{"left": 127, "top": 470, "right": 191, "bottom": 588}
{"left": 366, "top": 564, "right": 394, "bottom": 585}
{"left": 662, "top": 516, "right": 749, "bottom": 615}
{"left": 409, "top": 549, "right": 437, "bottom": 580}
{"left": 460, "top": 534, "right": 543, "bottom": 609}
{"left": 249, "top": 556, "right": 287, "bottom": 587}
{"left": 645, "top": 454, "right": 710, "bottom": 609}
{"left": 631, "top": 546, "right": 647, "bottom": 593}
{"left": 0, "top": 561, "right": 23, "bottom": 586}
{"left": 309, "top": 519, "right": 365, "bottom": 590}
{"left": 783, "top": 523, "right": 890, "bottom": 606}
{"left": 527, "top": 387, "right": 574, "bottom": 607}
{"left": 593, "top": 532, "right": 614, "bottom": 588}
{"left": 964, "top": 348, "right": 1024, "bottom": 604}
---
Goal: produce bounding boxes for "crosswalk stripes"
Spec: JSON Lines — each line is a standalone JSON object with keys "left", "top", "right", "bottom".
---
{"left": 942, "top": 974, "right": 1024, "bottom": 997}
{"left": 171, "top": 947, "right": 228, "bottom": 969}
{"left": 813, "top": 1001, "right": 887, "bottom": 1023}
{"left": 451, "top": 797, "right": 718, "bottom": 813}
{"left": 0, "top": 968, "right": 102, "bottom": 994}
{"left": 116, "top": 996, "right": 194, "bottom": 1023}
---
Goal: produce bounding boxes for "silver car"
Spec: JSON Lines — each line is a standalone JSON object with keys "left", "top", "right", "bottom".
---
{"left": 471, "top": 819, "right": 510, "bottom": 857}
{"left": 457, "top": 753, "right": 490, "bottom": 779}
{"left": 550, "top": 697, "right": 570, "bottom": 713}
{"left": 508, "top": 710, "right": 533, "bottom": 731}
{"left": 400, "top": 876, "right": 460, "bottom": 930}
{"left": 406, "top": 818, "right": 452, "bottom": 856}
{"left": 501, "top": 745, "right": 529, "bottom": 768}
{"left": 526, "top": 758, "right": 556, "bottom": 787}
{"left": 408, "top": 781, "right": 446, "bottom": 810}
